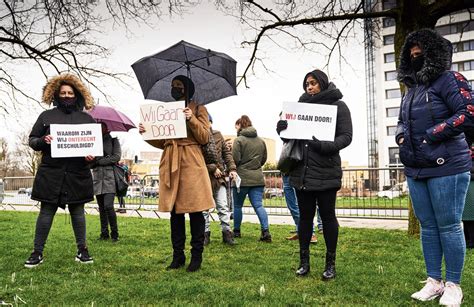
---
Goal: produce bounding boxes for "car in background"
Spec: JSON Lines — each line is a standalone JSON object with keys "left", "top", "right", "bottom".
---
{"left": 264, "top": 187, "right": 283, "bottom": 198}
{"left": 126, "top": 186, "right": 141, "bottom": 198}
{"left": 377, "top": 182, "right": 408, "bottom": 199}
{"left": 18, "top": 188, "right": 32, "bottom": 196}
{"left": 144, "top": 186, "right": 158, "bottom": 198}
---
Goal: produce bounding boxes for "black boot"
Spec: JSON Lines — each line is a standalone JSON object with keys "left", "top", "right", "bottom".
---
{"left": 204, "top": 231, "right": 211, "bottom": 246}
{"left": 186, "top": 255, "right": 202, "bottom": 272}
{"left": 222, "top": 229, "right": 236, "bottom": 245}
{"left": 322, "top": 251, "right": 336, "bottom": 281}
{"left": 296, "top": 249, "right": 310, "bottom": 276}
{"left": 259, "top": 229, "right": 272, "bottom": 242}
{"left": 166, "top": 251, "right": 185, "bottom": 270}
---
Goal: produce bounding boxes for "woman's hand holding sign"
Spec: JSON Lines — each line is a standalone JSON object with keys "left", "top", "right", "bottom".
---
{"left": 44, "top": 135, "right": 53, "bottom": 144}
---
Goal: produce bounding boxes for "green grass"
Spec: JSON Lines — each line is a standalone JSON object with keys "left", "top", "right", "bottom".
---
{"left": 0, "top": 211, "right": 473, "bottom": 305}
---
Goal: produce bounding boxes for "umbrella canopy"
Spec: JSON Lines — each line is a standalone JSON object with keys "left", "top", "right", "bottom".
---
{"left": 131, "top": 40, "right": 237, "bottom": 105}
{"left": 88, "top": 105, "right": 136, "bottom": 132}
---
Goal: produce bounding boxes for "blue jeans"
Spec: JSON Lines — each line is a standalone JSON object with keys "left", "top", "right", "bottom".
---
{"left": 283, "top": 175, "right": 321, "bottom": 232}
{"left": 408, "top": 172, "right": 469, "bottom": 284}
{"left": 233, "top": 186, "right": 269, "bottom": 231}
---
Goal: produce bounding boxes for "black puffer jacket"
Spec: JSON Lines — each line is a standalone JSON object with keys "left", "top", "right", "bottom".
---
{"left": 289, "top": 83, "right": 352, "bottom": 191}
{"left": 29, "top": 107, "right": 96, "bottom": 207}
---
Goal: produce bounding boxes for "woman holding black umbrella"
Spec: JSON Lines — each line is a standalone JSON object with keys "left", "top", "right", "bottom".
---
{"left": 139, "top": 75, "right": 214, "bottom": 272}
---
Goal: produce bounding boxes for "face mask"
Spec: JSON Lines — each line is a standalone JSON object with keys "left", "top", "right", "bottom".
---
{"left": 59, "top": 97, "right": 77, "bottom": 106}
{"left": 171, "top": 87, "right": 184, "bottom": 100}
{"left": 411, "top": 55, "right": 424, "bottom": 72}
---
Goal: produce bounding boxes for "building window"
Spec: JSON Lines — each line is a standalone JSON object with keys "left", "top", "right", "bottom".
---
{"left": 383, "top": 18, "right": 395, "bottom": 28}
{"left": 385, "top": 71, "right": 397, "bottom": 81}
{"left": 453, "top": 40, "right": 474, "bottom": 53}
{"left": 383, "top": 34, "right": 395, "bottom": 45}
{"left": 382, "top": 0, "right": 397, "bottom": 10}
{"left": 384, "top": 53, "right": 395, "bottom": 63}
{"left": 388, "top": 147, "right": 400, "bottom": 164}
{"left": 386, "top": 107, "right": 400, "bottom": 117}
{"left": 469, "top": 80, "right": 473, "bottom": 89}
{"left": 387, "top": 126, "right": 397, "bottom": 136}
{"left": 453, "top": 60, "right": 474, "bottom": 72}
{"left": 436, "top": 21, "right": 474, "bottom": 35}
{"left": 386, "top": 89, "right": 401, "bottom": 99}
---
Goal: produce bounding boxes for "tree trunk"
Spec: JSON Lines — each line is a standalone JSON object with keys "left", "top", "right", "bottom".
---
{"left": 394, "top": 0, "right": 436, "bottom": 236}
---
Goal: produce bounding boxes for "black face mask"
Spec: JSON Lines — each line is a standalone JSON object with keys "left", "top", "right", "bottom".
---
{"left": 411, "top": 55, "right": 425, "bottom": 72}
{"left": 59, "top": 97, "right": 77, "bottom": 106}
{"left": 171, "top": 87, "right": 184, "bottom": 101}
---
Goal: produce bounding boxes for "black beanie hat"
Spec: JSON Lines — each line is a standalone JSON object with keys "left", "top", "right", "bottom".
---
{"left": 303, "top": 69, "right": 329, "bottom": 92}
{"left": 172, "top": 75, "right": 195, "bottom": 99}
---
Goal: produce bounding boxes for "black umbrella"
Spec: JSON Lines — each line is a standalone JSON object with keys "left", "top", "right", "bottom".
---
{"left": 131, "top": 40, "right": 237, "bottom": 105}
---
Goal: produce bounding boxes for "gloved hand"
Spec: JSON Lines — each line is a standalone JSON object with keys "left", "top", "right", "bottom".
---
{"left": 308, "top": 136, "right": 322, "bottom": 152}
{"left": 276, "top": 120, "right": 288, "bottom": 135}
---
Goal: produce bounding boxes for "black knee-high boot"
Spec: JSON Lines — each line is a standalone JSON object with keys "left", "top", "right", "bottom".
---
{"left": 187, "top": 212, "right": 205, "bottom": 272}
{"left": 296, "top": 249, "right": 310, "bottom": 276}
{"left": 322, "top": 251, "right": 336, "bottom": 280}
{"left": 167, "top": 209, "right": 186, "bottom": 270}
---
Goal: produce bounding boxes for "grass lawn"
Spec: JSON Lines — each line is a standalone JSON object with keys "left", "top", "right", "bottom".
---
{"left": 0, "top": 211, "right": 473, "bottom": 305}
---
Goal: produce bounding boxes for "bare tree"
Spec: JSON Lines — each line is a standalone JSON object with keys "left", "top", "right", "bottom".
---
{"left": 13, "top": 132, "right": 41, "bottom": 175}
{"left": 232, "top": 0, "right": 473, "bottom": 87}
{"left": 0, "top": 0, "right": 196, "bottom": 115}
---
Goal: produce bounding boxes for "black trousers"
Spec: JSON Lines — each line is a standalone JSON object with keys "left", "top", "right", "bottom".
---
{"left": 34, "top": 202, "right": 86, "bottom": 253}
{"left": 170, "top": 208, "right": 205, "bottom": 258}
{"left": 464, "top": 220, "right": 474, "bottom": 248}
{"left": 296, "top": 189, "right": 339, "bottom": 253}
{"left": 97, "top": 193, "right": 118, "bottom": 239}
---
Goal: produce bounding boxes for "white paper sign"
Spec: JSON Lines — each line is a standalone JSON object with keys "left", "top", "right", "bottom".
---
{"left": 140, "top": 101, "right": 187, "bottom": 140}
{"left": 280, "top": 102, "right": 338, "bottom": 141}
{"left": 50, "top": 124, "right": 103, "bottom": 158}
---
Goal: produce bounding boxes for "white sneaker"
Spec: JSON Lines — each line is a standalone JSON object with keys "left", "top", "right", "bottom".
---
{"left": 411, "top": 277, "right": 444, "bottom": 301}
{"left": 439, "top": 282, "right": 463, "bottom": 306}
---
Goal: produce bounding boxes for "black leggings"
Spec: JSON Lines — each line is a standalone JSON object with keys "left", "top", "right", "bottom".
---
{"left": 34, "top": 202, "right": 86, "bottom": 253}
{"left": 464, "top": 220, "right": 474, "bottom": 247}
{"left": 97, "top": 193, "right": 118, "bottom": 238}
{"left": 296, "top": 189, "right": 339, "bottom": 253}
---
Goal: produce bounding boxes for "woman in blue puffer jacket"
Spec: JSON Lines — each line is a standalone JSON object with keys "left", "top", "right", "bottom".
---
{"left": 396, "top": 29, "right": 473, "bottom": 305}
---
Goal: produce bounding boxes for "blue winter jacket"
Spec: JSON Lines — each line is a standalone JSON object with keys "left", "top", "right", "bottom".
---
{"left": 396, "top": 29, "right": 473, "bottom": 179}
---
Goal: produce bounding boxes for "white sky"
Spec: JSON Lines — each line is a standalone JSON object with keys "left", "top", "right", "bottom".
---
{"left": 1, "top": 3, "right": 369, "bottom": 165}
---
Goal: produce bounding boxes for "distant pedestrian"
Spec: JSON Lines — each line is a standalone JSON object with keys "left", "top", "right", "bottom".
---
{"left": 463, "top": 130, "right": 474, "bottom": 249}
{"left": 25, "top": 73, "right": 96, "bottom": 268}
{"left": 202, "top": 114, "right": 238, "bottom": 245}
{"left": 116, "top": 161, "right": 129, "bottom": 214}
{"left": 396, "top": 29, "right": 473, "bottom": 305}
{"left": 232, "top": 115, "right": 271, "bottom": 242}
{"left": 276, "top": 69, "right": 352, "bottom": 279}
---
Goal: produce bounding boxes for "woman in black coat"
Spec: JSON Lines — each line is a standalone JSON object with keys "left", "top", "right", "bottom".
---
{"left": 276, "top": 69, "right": 352, "bottom": 279}
{"left": 24, "top": 73, "right": 96, "bottom": 268}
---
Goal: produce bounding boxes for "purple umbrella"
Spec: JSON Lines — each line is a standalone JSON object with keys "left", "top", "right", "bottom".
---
{"left": 88, "top": 105, "right": 136, "bottom": 132}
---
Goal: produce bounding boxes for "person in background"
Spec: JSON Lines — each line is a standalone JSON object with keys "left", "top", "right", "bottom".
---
{"left": 463, "top": 130, "right": 474, "bottom": 249}
{"left": 396, "top": 29, "right": 473, "bottom": 305}
{"left": 276, "top": 69, "right": 352, "bottom": 280}
{"left": 203, "top": 114, "right": 238, "bottom": 246}
{"left": 91, "top": 122, "right": 121, "bottom": 242}
{"left": 139, "top": 75, "right": 214, "bottom": 272}
{"left": 25, "top": 73, "right": 96, "bottom": 268}
{"left": 116, "top": 161, "right": 129, "bottom": 214}
{"left": 232, "top": 115, "right": 272, "bottom": 242}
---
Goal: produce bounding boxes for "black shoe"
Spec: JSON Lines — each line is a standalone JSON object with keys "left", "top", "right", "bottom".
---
{"left": 296, "top": 249, "right": 310, "bottom": 276}
{"left": 204, "top": 231, "right": 211, "bottom": 246}
{"left": 322, "top": 252, "right": 336, "bottom": 281}
{"left": 99, "top": 233, "right": 109, "bottom": 240}
{"left": 186, "top": 256, "right": 202, "bottom": 272}
{"left": 166, "top": 253, "right": 185, "bottom": 270}
{"left": 233, "top": 229, "right": 241, "bottom": 238}
{"left": 24, "top": 250, "right": 43, "bottom": 268}
{"left": 259, "top": 229, "right": 272, "bottom": 242}
{"left": 75, "top": 247, "right": 94, "bottom": 264}
{"left": 222, "top": 230, "right": 236, "bottom": 245}
{"left": 111, "top": 237, "right": 119, "bottom": 243}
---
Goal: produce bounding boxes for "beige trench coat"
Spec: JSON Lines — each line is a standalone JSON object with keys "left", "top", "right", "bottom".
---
{"left": 146, "top": 101, "right": 215, "bottom": 214}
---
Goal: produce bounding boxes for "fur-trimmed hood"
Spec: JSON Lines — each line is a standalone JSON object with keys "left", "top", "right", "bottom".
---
{"left": 397, "top": 29, "right": 453, "bottom": 87}
{"left": 42, "top": 73, "right": 94, "bottom": 110}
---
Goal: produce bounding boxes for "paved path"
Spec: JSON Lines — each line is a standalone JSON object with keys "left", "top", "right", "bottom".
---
{"left": 1, "top": 204, "right": 408, "bottom": 230}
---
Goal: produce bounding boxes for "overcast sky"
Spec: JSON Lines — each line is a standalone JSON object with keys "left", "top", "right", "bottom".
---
{"left": 1, "top": 3, "right": 369, "bottom": 165}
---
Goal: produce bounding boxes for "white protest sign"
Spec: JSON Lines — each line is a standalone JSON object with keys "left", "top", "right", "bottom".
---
{"left": 140, "top": 101, "right": 187, "bottom": 140}
{"left": 50, "top": 124, "right": 103, "bottom": 158}
{"left": 280, "top": 102, "right": 338, "bottom": 141}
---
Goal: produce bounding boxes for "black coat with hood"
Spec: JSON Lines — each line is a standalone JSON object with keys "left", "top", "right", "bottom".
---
{"left": 289, "top": 77, "right": 352, "bottom": 191}
{"left": 395, "top": 29, "right": 473, "bottom": 179}
{"left": 29, "top": 74, "right": 96, "bottom": 208}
